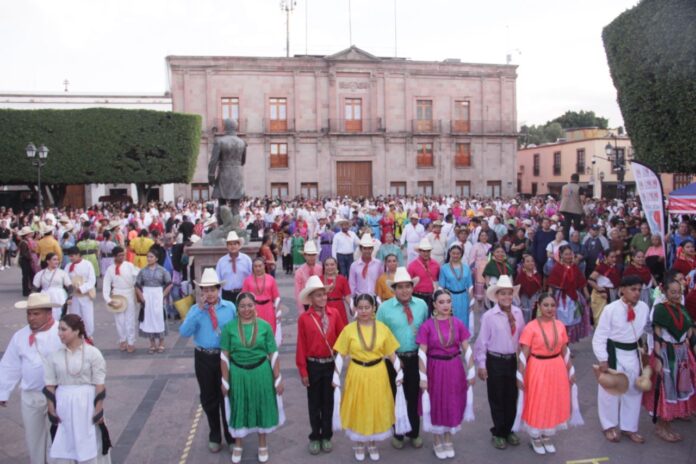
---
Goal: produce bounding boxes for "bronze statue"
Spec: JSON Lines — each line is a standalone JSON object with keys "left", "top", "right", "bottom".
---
{"left": 209, "top": 119, "right": 246, "bottom": 217}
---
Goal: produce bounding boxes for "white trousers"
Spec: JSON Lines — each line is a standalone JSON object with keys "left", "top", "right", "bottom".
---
{"left": 112, "top": 291, "right": 137, "bottom": 345}
{"left": 21, "top": 390, "right": 51, "bottom": 464}
{"left": 70, "top": 296, "right": 94, "bottom": 337}
{"left": 597, "top": 349, "right": 642, "bottom": 432}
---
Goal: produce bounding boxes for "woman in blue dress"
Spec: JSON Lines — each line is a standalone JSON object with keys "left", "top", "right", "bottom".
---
{"left": 365, "top": 208, "right": 382, "bottom": 241}
{"left": 438, "top": 244, "right": 473, "bottom": 327}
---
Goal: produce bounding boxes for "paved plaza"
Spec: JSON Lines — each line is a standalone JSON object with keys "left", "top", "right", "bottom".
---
{"left": 0, "top": 265, "right": 694, "bottom": 464}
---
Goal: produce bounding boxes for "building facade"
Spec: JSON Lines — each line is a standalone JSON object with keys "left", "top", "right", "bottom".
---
{"left": 517, "top": 127, "right": 693, "bottom": 198}
{"left": 167, "top": 46, "right": 518, "bottom": 199}
{"left": 0, "top": 92, "right": 174, "bottom": 208}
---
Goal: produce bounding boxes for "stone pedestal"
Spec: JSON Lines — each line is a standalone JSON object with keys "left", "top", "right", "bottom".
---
{"left": 186, "top": 242, "right": 260, "bottom": 290}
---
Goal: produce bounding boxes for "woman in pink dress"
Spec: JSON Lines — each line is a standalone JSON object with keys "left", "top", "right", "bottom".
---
{"left": 242, "top": 257, "right": 281, "bottom": 339}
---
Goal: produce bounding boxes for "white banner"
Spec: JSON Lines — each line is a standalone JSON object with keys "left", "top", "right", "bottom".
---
{"left": 630, "top": 161, "right": 666, "bottom": 247}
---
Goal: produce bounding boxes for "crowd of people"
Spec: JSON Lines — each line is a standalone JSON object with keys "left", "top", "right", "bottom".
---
{"left": 1, "top": 176, "right": 696, "bottom": 463}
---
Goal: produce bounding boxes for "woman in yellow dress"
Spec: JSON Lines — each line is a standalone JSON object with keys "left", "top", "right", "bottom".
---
{"left": 393, "top": 206, "right": 407, "bottom": 241}
{"left": 334, "top": 294, "right": 401, "bottom": 461}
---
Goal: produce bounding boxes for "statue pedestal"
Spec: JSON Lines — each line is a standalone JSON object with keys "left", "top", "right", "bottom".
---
{"left": 186, "top": 241, "right": 260, "bottom": 287}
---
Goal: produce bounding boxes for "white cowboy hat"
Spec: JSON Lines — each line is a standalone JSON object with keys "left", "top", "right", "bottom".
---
{"left": 190, "top": 234, "right": 201, "bottom": 244}
{"left": 415, "top": 238, "right": 433, "bottom": 251}
{"left": 225, "top": 231, "right": 244, "bottom": 245}
{"left": 40, "top": 224, "right": 53, "bottom": 236}
{"left": 593, "top": 364, "right": 629, "bottom": 396}
{"left": 45, "top": 213, "right": 56, "bottom": 222}
{"left": 106, "top": 295, "right": 128, "bottom": 314}
{"left": 432, "top": 220, "right": 443, "bottom": 227}
{"left": 58, "top": 216, "right": 71, "bottom": 224}
{"left": 387, "top": 267, "right": 420, "bottom": 289}
{"left": 203, "top": 217, "right": 217, "bottom": 228}
{"left": 511, "top": 199, "right": 519, "bottom": 206}
{"left": 336, "top": 217, "right": 350, "bottom": 225}
{"left": 194, "top": 268, "right": 223, "bottom": 287}
{"left": 358, "top": 234, "right": 375, "bottom": 248}
{"left": 298, "top": 275, "right": 329, "bottom": 304}
{"left": 18, "top": 226, "right": 34, "bottom": 237}
{"left": 15, "top": 293, "right": 62, "bottom": 310}
{"left": 32, "top": 215, "right": 41, "bottom": 223}
{"left": 106, "top": 220, "right": 121, "bottom": 230}
{"left": 409, "top": 213, "right": 420, "bottom": 220}
{"left": 303, "top": 241, "right": 319, "bottom": 255}
{"left": 486, "top": 275, "right": 521, "bottom": 304}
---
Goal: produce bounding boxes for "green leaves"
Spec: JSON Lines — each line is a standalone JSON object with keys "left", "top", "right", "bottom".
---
{"left": 0, "top": 108, "right": 201, "bottom": 185}
{"left": 603, "top": 0, "right": 696, "bottom": 173}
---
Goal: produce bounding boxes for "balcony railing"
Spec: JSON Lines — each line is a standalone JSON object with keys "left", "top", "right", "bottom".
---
{"left": 412, "top": 119, "right": 442, "bottom": 134}
{"left": 450, "top": 120, "right": 471, "bottom": 134}
{"left": 328, "top": 118, "right": 383, "bottom": 133}
{"left": 263, "top": 118, "right": 295, "bottom": 133}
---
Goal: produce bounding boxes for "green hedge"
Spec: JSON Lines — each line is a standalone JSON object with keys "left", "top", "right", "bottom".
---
{"left": 603, "top": 0, "right": 696, "bottom": 174}
{"left": 0, "top": 108, "right": 201, "bottom": 184}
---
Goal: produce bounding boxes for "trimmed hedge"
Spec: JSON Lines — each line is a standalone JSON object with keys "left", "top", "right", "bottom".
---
{"left": 0, "top": 108, "right": 201, "bottom": 184}
{"left": 603, "top": 0, "right": 696, "bottom": 174}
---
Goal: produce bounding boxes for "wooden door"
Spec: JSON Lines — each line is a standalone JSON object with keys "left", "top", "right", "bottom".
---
{"left": 336, "top": 162, "right": 372, "bottom": 197}
{"left": 63, "top": 184, "right": 85, "bottom": 209}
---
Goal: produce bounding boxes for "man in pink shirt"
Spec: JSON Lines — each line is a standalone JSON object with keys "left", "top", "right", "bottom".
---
{"left": 294, "top": 241, "right": 323, "bottom": 312}
{"left": 474, "top": 276, "right": 526, "bottom": 450}
{"left": 406, "top": 238, "right": 440, "bottom": 315}
{"left": 348, "top": 234, "right": 383, "bottom": 298}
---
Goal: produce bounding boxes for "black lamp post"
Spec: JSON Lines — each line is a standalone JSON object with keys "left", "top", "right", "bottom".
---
{"left": 26, "top": 142, "right": 49, "bottom": 213}
{"left": 605, "top": 135, "right": 625, "bottom": 200}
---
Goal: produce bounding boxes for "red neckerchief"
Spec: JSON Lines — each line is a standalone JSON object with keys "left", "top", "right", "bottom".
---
{"left": 29, "top": 317, "right": 54, "bottom": 346}
{"left": 626, "top": 303, "right": 636, "bottom": 322}
{"left": 495, "top": 260, "right": 508, "bottom": 276}
{"left": 207, "top": 303, "right": 218, "bottom": 330}
{"left": 69, "top": 259, "right": 82, "bottom": 273}
{"left": 115, "top": 262, "right": 121, "bottom": 275}
{"left": 663, "top": 302, "right": 684, "bottom": 331}
{"left": 361, "top": 258, "right": 371, "bottom": 278}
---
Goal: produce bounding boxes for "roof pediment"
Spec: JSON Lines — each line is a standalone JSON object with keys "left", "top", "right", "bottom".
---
{"left": 325, "top": 46, "right": 380, "bottom": 62}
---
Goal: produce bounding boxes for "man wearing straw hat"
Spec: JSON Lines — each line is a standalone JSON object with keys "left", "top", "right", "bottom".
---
{"left": 376, "top": 267, "right": 428, "bottom": 449}
{"left": 474, "top": 275, "right": 526, "bottom": 450}
{"left": 296, "top": 275, "right": 346, "bottom": 455}
{"left": 349, "top": 234, "right": 383, "bottom": 299}
{"left": 400, "top": 213, "right": 425, "bottom": 264}
{"left": 65, "top": 246, "right": 97, "bottom": 339}
{"left": 592, "top": 274, "right": 649, "bottom": 444}
{"left": 37, "top": 223, "right": 62, "bottom": 269}
{"left": 103, "top": 246, "right": 139, "bottom": 353}
{"left": 331, "top": 217, "right": 360, "bottom": 277}
{"left": 295, "top": 241, "right": 323, "bottom": 312}
{"left": 407, "top": 238, "right": 440, "bottom": 315}
{"left": 0, "top": 293, "right": 62, "bottom": 464}
{"left": 180, "top": 268, "right": 237, "bottom": 453}
{"left": 215, "top": 231, "right": 252, "bottom": 305}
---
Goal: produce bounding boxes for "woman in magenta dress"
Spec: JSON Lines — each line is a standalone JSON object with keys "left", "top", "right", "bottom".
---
{"left": 242, "top": 257, "right": 281, "bottom": 340}
{"left": 321, "top": 257, "right": 351, "bottom": 326}
{"left": 417, "top": 289, "right": 474, "bottom": 459}
{"left": 547, "top": 245, "right": 590, "bottom": 343}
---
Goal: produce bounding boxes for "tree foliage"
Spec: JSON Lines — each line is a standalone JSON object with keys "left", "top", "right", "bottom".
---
{"left": 0, "top": 108, "right": 201, "bottom": 186}
{"left": 551, "top": 110, "right": 608, "bottom": 130}
{"left": 519, "top": 111, "right": 610, "bottom": 148}
{"left": 603, "top": 0, "right": 696, "bottom": 173}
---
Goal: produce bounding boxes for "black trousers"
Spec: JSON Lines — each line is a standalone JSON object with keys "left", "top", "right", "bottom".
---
{"left": 306, "top": 360, "right": 335, "bottom": 441}
{"left": 194, "top": 349, "right": 234, "bottom": 444}
{"left": 485, "top": 355, "right": 518, "bottom": 438}
{"left": 561, "top": 212, "right": 582, "bottom": 240}
{"left": 337, "top": 253, "right": 353, "bottom": 278}
{"left": 413, "top": 292, "right": 434, "bottom": 316}
{"left": 387, "top": 355, "right": 420, "bottom": 440}
{"left": 221, "top": 289, "right": 240, "bottom": 305}
{"left": 19, "top": 258, "right": 34, "bottom": 297}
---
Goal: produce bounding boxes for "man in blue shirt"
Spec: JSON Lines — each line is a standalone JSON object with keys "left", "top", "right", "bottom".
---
{"left": 376, "top": 267, "right": 428, "bottom": 449}
{"left": 215, "top": 231, "right": 252, "bottom": 303}
{"left": 180, "top": 268, "right": 236, "bottom": 454}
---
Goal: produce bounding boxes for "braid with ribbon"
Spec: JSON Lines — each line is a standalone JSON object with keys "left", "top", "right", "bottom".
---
{"left": 464, "top": 343, "right": 476, "bottom": 422}
{"left": 271, "top": 351, "right": 287, "bottom": 426}
{"left": 331, "top": 354, "right": 344, "bottom": 431}
{"left": 392, "top": 355, "right": 412, "bottom": 435}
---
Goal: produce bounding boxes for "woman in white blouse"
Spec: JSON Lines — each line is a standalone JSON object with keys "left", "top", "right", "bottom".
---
{"left": 43, "top": 314, "right": 111, "bottom": 464}
{"left": 33, "top": 252, "right": 72, "bottom": 321}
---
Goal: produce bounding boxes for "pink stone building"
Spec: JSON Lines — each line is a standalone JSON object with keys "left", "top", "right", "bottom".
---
{"left": 167, "top": 46, "right": 518, "bottom": 199}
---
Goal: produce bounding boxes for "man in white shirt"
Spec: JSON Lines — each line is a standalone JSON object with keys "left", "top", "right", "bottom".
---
{"left": 592, "top": 275, "right": 649, "bottom": 444}
{"left": 103, "top": 246, "right": 139, "bottom": 352}
{"left": 426, "top": 221, "right": 448, "bottom": 265}
{"left": 400, "top": 213, "right": 425, "bottom": 264}
{"left": 65, "top": 246, "right": 97, "bottom": 338}
{"left": 331, "top": 218, "right": 360, "bottom": 277}
{"left": 0, "top": 293, "right": 63, "bottom": 464}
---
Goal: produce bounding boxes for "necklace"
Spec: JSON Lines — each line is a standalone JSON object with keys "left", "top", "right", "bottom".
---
{"left": 65, "top": 342, "right": 85, "bottom": 377}
{"left": 357, "top": 320, "right": 376, "bottom": 352}
{"left": 253, "top": 275, "right": 266, "bottom": 296}
{"left": 434, "top": 316, "right": 455, "bottom": 347}
{"left": 238, "top": 318, "right": 258, "bottom": 348}
{"left": 537, "top": 319, "right": 559, "bottom": 353}
{"left": 449, "top": 262, "right": 463, "bottom": 281}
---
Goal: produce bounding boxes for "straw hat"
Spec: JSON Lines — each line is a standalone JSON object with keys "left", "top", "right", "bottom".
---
{"left": 409, "top": 213, "right": 420, "bottom": 220}
{"left": 40, "top": 224, "right": 53, "bottom": 236}
{"left": 593, "top": 365, "right": 629, "bottom": 396}
{"left": 486, "top": 275, "right": 521, "bottom": 304}
{"left": 106, "top": 295, "right": 128, "bottom": 314}
{"left": 387, "top": 267, "right": 420, "bottom": 289}
{"left": 194, "top": 268, "right": 223, "bottom": 287}
{"left": 298, "top": 275, "right": 329, "bottom": 304}
{"left": 58, "top": 216, "right": 71, "bottom": 224}
{"left": 15, "top": 293, "right": 61, "bottom": 310}
{"left": 303, "top": 241, "right": 318, "bottom": 255}
{"left": 358, "top": 234, "right": 375, "bottom": 248}
{"left": 225, "top": 231, "right": 244, "bottom": 245}
{"left": 432, "top": 220, "right": 443, "bottom": 227}
{"left": 415, "top": 238, "right": 433, "bottom": 251}
{"left": 203, "top": 217, "right": 217, "bottom": 228}
{"left": 336, "top": 217, "right": 350, "bottom": 225}
{"left": 106, "top": 220, "right": 121, "bottom": 230}
{"left": 18, "top": 226, "right": 34, "bottom": 237}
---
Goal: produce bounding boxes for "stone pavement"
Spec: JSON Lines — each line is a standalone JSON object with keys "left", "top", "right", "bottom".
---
{"left": 0, "top": 264, "right": 694, "bottom": 464}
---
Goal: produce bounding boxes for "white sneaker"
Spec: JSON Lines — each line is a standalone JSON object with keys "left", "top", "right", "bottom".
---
{"left": 444, "top": 442, "right": 455, "bottom": 458}
{"left": 0, "top": 266, "right": 5, "bottom": 270}
{"left": 530, "top": 438, "right": 546, "bottom": 455}
{"left": 354, "top": 445, "right": 366, "bottom": 462}
{"left": 367, "top": 446, "right": 380, "bottom": 461}
{"left": 542, "top": 437, "right": 556, "bottom": 454}
{"left": 433, "top": 443, "right": 448, "bottom": 460}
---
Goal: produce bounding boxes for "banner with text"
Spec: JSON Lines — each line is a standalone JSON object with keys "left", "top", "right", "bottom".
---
{"left": 631, "top": 161, "right": 666, "bottom": 254}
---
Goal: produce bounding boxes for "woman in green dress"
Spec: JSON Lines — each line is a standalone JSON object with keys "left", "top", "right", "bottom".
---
{"left": 221, "top": 292, "right": 285, "bottom": 464}
{"left": 77, "top": 232, "right": 100, "bottom": 278}
{"left": 291, "top": 228, "right": 306, "bottom": 269}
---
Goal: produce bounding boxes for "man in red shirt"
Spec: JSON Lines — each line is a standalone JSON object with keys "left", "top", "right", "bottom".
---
{"left": 407, "top": 238, "right": 440, "bottom": 315}
{"left": 296, "top": 276, "right": 346, "bottom": 455}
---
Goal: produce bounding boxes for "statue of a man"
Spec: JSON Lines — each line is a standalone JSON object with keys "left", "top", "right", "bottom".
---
{"left": 208, "top": 119, "right": 246, "bottom": 216}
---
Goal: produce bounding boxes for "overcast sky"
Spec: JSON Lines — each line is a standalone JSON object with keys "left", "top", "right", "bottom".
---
{"left": 1, "top": 0, "right": 639, "bottom": 127}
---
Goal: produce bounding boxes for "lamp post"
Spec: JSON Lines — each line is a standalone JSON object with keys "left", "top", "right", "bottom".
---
{"left": 280, "top": 0, "right": 297, "bottom": 57}
{"left": 26, "top": 142, "right": 49, "bottom": 213}
{"left": 599, "top": 171, "right": 605, "bottom": 199}
{"left": 605, "top": 134, "right": 626, "bottom": 200}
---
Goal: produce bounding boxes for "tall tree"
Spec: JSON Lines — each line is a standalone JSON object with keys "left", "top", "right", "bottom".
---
{"left": 603, "top": 0, "right": 696, "bottom": 173}
{"left": 551, "top": 110, "right": 608, "bottom": 130}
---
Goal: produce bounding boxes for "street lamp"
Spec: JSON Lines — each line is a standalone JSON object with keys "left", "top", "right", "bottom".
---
{"left": 26, "top": 142, "right": 49, "bottom": 213}
{"left": 279, "top": 0, "right": 297, "bottom": 58}
{"left": 604, "top": 134, "right": 626, "bottom": 200}
{"left": 599, "top": 171, "right": 605, "bottom": 199}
